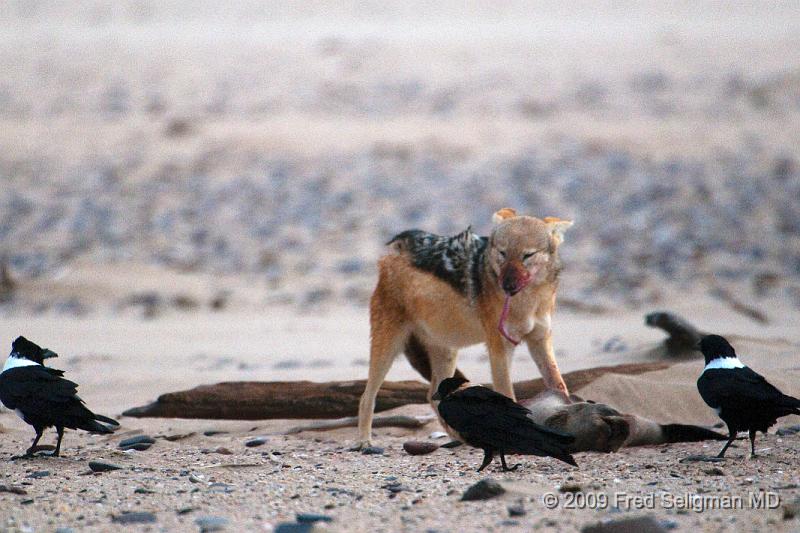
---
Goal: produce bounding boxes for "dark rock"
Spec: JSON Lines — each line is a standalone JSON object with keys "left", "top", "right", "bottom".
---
{"left": 0, "top": 485, "right": 27, "bottom": 495}
{"left": 26, "top": 471, "right": 50, "bottom": 479}
{"left": 119, "top": 435, "right": 156, "bottom": 449}
{"left": 245, "top": 437, "right": 268, "bottom": 448}
{"left": 89, "top": 461, "right": 123, "bottom": 472}
{"left": 784, "top": 496, "right": 800, "bottom": 520}
{"left": 112, "top": 512, "right": 157, "bottom": 524}
{"left": 582, "top": 516, "right": 668, "bottom": 533}
{"left": 402, "top": 441, "right": 439, "bottom": 456}
{"left": 134, "top": 487, "right": 156, "bottom": 494}
{"left": 507, "top": 503, "right": 526, "bottom": 517}
{"left": 275, "top": 524, "right": 313, "bottom": 533}
{"left": 195, "top": 516, "right": 229, "bottom": 532}
{"left": 177, "top": 507, "right": 197, "bottom": 515}
{"left": 296, "top": 513, "right": 333, "bottom": 523}
{"left": 679, "top": 455, "right": 725, "bottom": 463}
{"left": 461, "top": 479, "right": 506, "bottom": 501}
{"left": 20, "top": 499, "right": 34, "bottom": 505}
{"left": 121, "top": 442, "right": 153, "bottom": 451}
{"left": 215, "top": 447, "right": 233, "bottom": 455}
{"left": 208, "top": 483, "right": 235, "bottom": 493}
{"left": 203, "top": 430, "right": 228, "bottom": 436}
{"left": 704, "top": 467, "right": 725, "bottom": 476}
{"left": 360, "top": 446, "right": 384, "bottom": 455}
{"left": 776, "top": 424, "right": 800, "bottom": 437}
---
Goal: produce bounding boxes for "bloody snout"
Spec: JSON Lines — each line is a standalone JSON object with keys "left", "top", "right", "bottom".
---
{"left": 500, "top": 262, "right": 531, "bottom": 295}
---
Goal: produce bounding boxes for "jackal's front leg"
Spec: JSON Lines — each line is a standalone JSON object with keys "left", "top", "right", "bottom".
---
{"left": 525, "top": 314, "right": 568, "bottom": 397}
{"left": 486, "top": 333, "right": 516, "bottom": 400}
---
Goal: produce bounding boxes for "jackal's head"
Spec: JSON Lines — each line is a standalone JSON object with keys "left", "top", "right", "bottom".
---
{"left": 488, "top": 208, "right": 573, "bottom": 295}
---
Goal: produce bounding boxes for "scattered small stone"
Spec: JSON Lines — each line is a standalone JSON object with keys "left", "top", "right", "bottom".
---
{"left": 275, "top": 524, "right": 313, "bottom": 533}
{"left": 20, "top": 498, "right": 34, "bottom": 505}
{"left": 360, "top": 446, "right": 384, "bottom": 455}
{"left": 296, "top": 513, "right": 333, "bottom": 523}
{"left": 381, "top": 481, "right": 408, "bottom": 494}
{"left": 135, "top": 487, "right": 156, "bottom": 494}
{"left": 559, "top": 482, "right": 583, "bottom": 493}
{"left": 245, "top": 437, "right": 268, "bottom": 448}
{"left": 0, "top": 485, "right": 27, "bottom": 495}
{"left": 26, "top": 470, "right": 50, "bottom": 479}
{"left": 177, "top": 507, "right": 197, "bottom": 515}
{"left": 582, "top": 516, "right": 668, "bottom": 533}
{"left": 776, "top": 424, "right": 800, "bottom": 436}
{"left": 203, "top": 430, "right": 228, "bottom": 436}
{"left": 89, "top": 461, "right": 123, "bottom": 473}
{"left": 162, "top": 432, "right": 196, "bottom": 441}
{"left": 784, "top": 496, "right": 800, "bottom": 520}
{"left": 679, "top": 455, "right": 725, "bottom": 463}
{"left": 112, "top": 512, "right": 157, "bottom": 524}
{"left": 208, "top": 483, "right": 235, "bottom": 493}
{"left": 195, "top": 516, "right": 229, "bottom": 532}
{"left": 55, "top": 528, "right": 75, "bottom": 533}
{"left": 189, "top": 473, "right": 204, "bottom": 483}
{"left": 403, "top": 441, "right": 439, "bottom": 456}
{"left": 703, "top": 467, "right": 725, "bottom": 476}
{"left": 119, "top": 435, "right": 155, "bottom": 451}
{"left": 215, "top": 447, "right": 233, "bottom": 455}
{"left": 461, "top": 479, "right": 506, "bottom": 501}
{"left": 508, "top": 503, "right": 526, "bottom": 517}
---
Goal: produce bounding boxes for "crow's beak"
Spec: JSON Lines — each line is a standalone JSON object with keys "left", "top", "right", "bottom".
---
{"left": 41, "top": 349, "right": 58, "bottom": 359}
{"left": 431, "top": 391, "right": 441, "bottom": 401}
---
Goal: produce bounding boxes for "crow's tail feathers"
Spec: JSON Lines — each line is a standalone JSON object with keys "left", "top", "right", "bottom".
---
{"left": 79, "top": 413, "right": 119, "bottom": 434}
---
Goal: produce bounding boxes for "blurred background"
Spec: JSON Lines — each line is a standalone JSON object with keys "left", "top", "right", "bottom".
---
{"left": 0, "top": 2, "right": 799, "bottom": 398}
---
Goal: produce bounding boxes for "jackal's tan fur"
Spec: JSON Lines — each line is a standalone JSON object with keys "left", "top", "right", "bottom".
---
{"left": 357, "top": 208, "right": 573, "bottom": 447}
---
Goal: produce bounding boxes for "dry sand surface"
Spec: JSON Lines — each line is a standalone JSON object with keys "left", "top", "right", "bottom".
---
{"left": 1, "top": 292, "right": 799, "bottom": 532}
{"left": 2, "top": 2, "right": 800, "bottom": 532}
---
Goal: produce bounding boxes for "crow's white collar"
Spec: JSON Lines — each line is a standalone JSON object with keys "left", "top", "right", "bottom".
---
{"left": 703, "top": 356, "right": 745, "bottom": 373}
{"left": 2, "top": 354, "right": 41, "bottom": 373}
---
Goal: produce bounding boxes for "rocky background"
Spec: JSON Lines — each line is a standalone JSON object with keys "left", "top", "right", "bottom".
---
{"left": 1, "top": 1, "right": 799, "bottom": 315}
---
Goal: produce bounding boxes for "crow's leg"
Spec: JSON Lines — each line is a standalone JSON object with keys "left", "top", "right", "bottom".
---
{"left": 477, "top": 449, "right": 494, "bottom": 472}
{"left": 25, "top": 428, "right": 44, "bottom": 456}
{"left": 716, "top": 426, "right": 736, "bottom": 458}
{"left": 748, "top": 429, "right": 757, "bottom": 458}
{"left": 53, "top": 426, "right": 64, "bottom": 457}
{"left": 500, "top": 454, "right": 520, "bottom": 472}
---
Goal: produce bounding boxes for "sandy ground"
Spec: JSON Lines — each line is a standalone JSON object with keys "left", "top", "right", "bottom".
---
{"left": 1, "top": 293, "right": 799, "bottom": 532}
{"left": 2, "top": 2, "right": 800, "bottom": 532}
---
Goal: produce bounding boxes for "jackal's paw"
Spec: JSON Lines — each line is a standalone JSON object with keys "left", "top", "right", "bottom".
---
{"left": 349, "top": 440, "right": 372, "bottom": 452}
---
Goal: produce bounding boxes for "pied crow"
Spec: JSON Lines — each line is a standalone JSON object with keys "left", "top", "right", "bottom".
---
{"left": 696, "top": 334, "right": 800, "bottom": 458}
{"left": 0, "top": 336, "right": 119, "bottom": 457}
{"left": 433, "top": 376, "right": 577, "bottom": 471}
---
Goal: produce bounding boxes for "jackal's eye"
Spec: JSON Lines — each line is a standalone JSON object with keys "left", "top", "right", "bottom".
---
{"left": 497, "top": 250, "right": 506, "bottom": 260}
{"left": 523, "top": 252, "right": 537, "bottom": 261}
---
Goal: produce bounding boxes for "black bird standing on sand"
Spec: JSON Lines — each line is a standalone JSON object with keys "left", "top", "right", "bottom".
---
{"left": 696, "top": 334, "right": 800, "bottom": 458}
{"left": 0, "top": 336, "right": 119, "bottom": 457}
{"left": 432, "top": 376, "right": 577, "bottom": 471}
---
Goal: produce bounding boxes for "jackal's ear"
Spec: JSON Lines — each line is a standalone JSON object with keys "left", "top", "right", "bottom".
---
{"left": 492, "top": 208, "right": 518, "bottom": 224}
{"left": 544, "top": 217, "right": 574, "bottom": 245}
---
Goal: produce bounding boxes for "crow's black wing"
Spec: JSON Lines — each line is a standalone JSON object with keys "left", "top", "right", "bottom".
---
{"left": 698, "top": 367, "right": 792, "bottom": 410}
{"left": 0, "top": 366, "right": 113, "bottom": 431}
{"left": 438, "top": 386, "right": 576, "bottom": 465}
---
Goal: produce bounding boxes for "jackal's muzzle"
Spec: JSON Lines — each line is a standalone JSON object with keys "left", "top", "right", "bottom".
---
{"left": 500, "top": 261, "right": 535, "bottom": 296}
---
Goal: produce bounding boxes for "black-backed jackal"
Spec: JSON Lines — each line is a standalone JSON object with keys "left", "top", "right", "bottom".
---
{"left": 356, "top": 208, "right": 573, "bottom": 447}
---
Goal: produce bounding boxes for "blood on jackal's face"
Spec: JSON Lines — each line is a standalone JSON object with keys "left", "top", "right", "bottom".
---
{"left": 488, "top": 209, "right": 573, "bottom": 296}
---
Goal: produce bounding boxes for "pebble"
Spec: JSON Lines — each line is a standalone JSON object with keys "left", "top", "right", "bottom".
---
{"left": 112, "top": 512, "right": 157, "bottom": 524}
{"left": 203, "top": 430, "right": 228, "bottom": 436}
{"left": 403, "top": 441, "right": 439, "bottom": 455}
{"left": 704, "top": 467, "right": 725, "bottom": 476}
{"left": 195, "top": 516, "right": 229, "bottom": 532}
{"left": 679, "top": 455, "right": 725, "bottom": 463}
{"left": 89, "top": 461, "right": 123, "bottom": 473}
{"left": 275, "top": 524, "right": 313, "bottom": 533}
{"left": 245, "top": 437, "right": 268, "bottom": 447}
{"left": 581, "top": 516, "right": 668, "bottom": 533}
{"left": 119, "top": 435, "right": 155, "bottom": 451}
{"left": 26, "top": 471, "right": 50, "bottom": 479}
{"left": 559, "top": 482, "right": 583, "bottom": 493}
{"left": 134, "top": 487, "right": 156, "bottom": 494}
{"left": 360, "top": 446, "right": 384, "bottom": 455}
{"left": 0, "top": 485, "right": 28, "bottom": 495}
{"left": 784, "top": 496, "right": 800, "bottom": 520}
{"left": 507, "top": 503, "right": 526, "bottom": 517}
{"left": 460, "top": 479, "right": 506, "bottom": 501}
{"left": 296, "top": 513, "right": 333, "bottom": 523}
